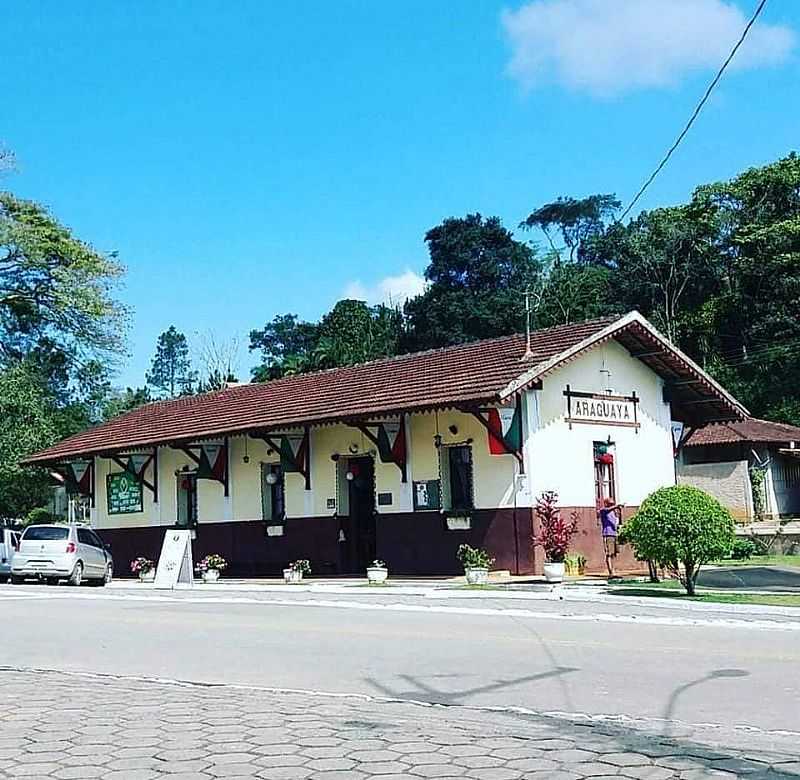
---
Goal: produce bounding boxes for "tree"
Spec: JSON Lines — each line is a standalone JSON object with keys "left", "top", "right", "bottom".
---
{"left": 194, "top": 331, "right": 241, "bottom": 392}
{"left": 404, "top": 214, "right": 542, "bottom": 350}
{"left": 0, "top": 363, "right": 58, "bottom": 519}
{"left": 519, "top": 195, "right": 619, "bottom": 327}
{"left": 620, "top": 485, "right": 734, "bottom": 595}
{"left": 520, "top": 194, "right": 620, "bottom": 264}
{"left": 0, "top": 192, "right": 127, "bottom": 370}
{"left": 315, "top": 300, "right": 403, "bottom": 369}
{"left": 146, "top": 326, "right": 195, "bottom": 397}
{"left": 249, "top": 314, "right": 320, "bottom": 380}
{"left": 590, "top": 206, "right": 718, "bottom": 343}
{"left": 101, "top": 386, "right": 151, "bottom": 420}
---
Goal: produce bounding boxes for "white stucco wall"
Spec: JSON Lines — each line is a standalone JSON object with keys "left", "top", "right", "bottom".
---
{"left": 524, "top": 340, "right": 675, "bottom": 507}
{"left": 677, "top": 460, "right": 752, "bottom": 520}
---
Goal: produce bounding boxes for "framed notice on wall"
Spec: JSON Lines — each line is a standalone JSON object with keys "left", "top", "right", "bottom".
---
{"left": 107, "top": 472, "right": 143, "bottom": 515}
{"left": 413, "top": 480, "right": 441, "bottom": 511}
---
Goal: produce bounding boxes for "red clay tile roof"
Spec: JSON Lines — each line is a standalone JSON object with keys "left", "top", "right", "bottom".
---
{"left": 24, "top": 313, "right": 747, "bottom": 464}
{"left": 685, "top": 417, "right": 800, "bottom": 447}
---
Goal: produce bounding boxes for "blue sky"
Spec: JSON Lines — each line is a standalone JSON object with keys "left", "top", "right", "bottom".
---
{"left": 2, "top": 0, "right": 799, "bottom": 387}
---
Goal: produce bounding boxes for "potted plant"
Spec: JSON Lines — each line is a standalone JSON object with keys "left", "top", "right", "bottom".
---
{"left": 534, "top": 491, "right": 578, "bottom": 583}
{"left": 284, "top": 559, "right": 310, "bottom": 584}
{"left": 457, "top": 544, "right": 494, "bottom": 586}
{"left": 130, "top": 557, "right": 156, "bottom": 583}
{"left": 195, "top": 554, "right": 227, "bottom": 583}
{"left": 366, "top": 559, "right": 388, "bottom": 585}
{"left": 564, "top": 553, "right": 586, "bottom": 577}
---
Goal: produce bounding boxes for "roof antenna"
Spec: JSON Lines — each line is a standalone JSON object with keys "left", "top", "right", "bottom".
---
{"left": 522, "top": 287, "right": 534, "bottom": 360}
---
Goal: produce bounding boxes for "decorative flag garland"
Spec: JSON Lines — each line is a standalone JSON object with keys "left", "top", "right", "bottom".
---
{"left": 485, "top": 405, "right": 522, "bottom": 456}
{"left": 197, "top": 443, "right": 227, "bottom": 482}
{"left": 279, "top": 433, "right": 308, "bottom": 474}
{"left": 373, "top": 419, "right": 407, "bottom": 469}
{"left": 64, "top": 460, "right": 93, "bottom": 495}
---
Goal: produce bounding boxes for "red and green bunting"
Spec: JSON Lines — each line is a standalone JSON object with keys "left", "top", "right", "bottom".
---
{"left": 196, "top": 443, "right": 227, "bottom": 482}
{"left": 374, "top": 420, "right": 406, "bottom": 469}
{"left": 485, "top": 405, "right": 522, "bottom": 456}
{"left": 123, "top": 454, "right": 150, "bottom": 480}
{"left": 279, "top": 434, "right": 308, "bottom": 474}
{"left": 63, "top": 461, "right": 93, "bottom": 495}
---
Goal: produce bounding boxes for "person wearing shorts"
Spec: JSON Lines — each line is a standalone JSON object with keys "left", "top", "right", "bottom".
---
{"left": 598, "top": 497, "right": 623, "bottom": 578}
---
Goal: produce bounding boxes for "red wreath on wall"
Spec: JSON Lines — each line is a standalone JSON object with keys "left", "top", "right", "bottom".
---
{"left": 596, "top": 452, "right": 614, "bottom": 465}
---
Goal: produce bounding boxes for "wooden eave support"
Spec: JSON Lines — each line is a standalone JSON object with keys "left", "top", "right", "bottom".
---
{"left": 348, "top": 421, "right": 408, "bottom": 483}
{"left": 459, "top": 404, "right": 525, "bottom": 471}
{"left": 250, "top": 428, "right": 311, "bottom": 490}
{"left": 109, "top": 450, "right": 159, "bottom": 503}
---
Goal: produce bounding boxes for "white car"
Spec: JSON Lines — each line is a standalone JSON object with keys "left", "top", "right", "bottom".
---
{"left": 11, "top": 524, "right": 113, "bottom": 586}
{"left": 0, "top": 528, "right": 21, "bottom": 583}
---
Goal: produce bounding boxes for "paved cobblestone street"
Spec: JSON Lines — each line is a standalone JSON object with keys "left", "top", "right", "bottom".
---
{"left": 2, "top": 669, "right": 798, "bottom": 780}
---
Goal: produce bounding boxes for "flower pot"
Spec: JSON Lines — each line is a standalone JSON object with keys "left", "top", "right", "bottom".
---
{"left": 139, "top": 570, "right": 155, "bottom": 583}
{"left": 465, "top": 567, "right": 489, "bottom": 586}
{"left": 543, "top": 562, "right": 565, "bottom": 583}
{"left": 284, "top": 568, "right": 303, "bottom": 584}
{"left": 202, "top": 568, "right": 220, "bottom": 583}
{"left": 366, "top": 567, "right": 388, "bottom": 585}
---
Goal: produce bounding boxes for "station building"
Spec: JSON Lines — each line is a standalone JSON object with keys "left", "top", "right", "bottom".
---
{"left": 25, "top": 312, "right": 747, "bottom": 576}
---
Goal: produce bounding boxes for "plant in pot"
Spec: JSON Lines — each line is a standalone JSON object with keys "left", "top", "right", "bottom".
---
{"left": 284, "top": 559, "right": 310, "bottom": 584}
{"left": 564, "top": 553, "right": 586, "bottom": 577}
{"left": 534, "top": 491, "right": 578, "bottom": 583}
{"left": 130, "top": 557, "right": 156, "bottom": 583}
{"left": 195, "top": 554, "right": 227, "bottom": 583}
{"left": 366, "top": 559, "right": 388, "bottom": 585}
{"left": 457, "top": 544, "right": 495, "bottom": 586}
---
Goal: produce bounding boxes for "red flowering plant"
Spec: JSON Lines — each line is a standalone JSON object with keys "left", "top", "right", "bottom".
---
{"left": 534, "top": 491, "right": 579, "bottom": 563}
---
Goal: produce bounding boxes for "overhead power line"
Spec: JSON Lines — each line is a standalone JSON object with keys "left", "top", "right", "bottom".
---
{"left": 619, "top": 0, "right": 770, "bottom": 222}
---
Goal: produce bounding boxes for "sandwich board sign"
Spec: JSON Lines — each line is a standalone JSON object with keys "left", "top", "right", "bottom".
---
{"left": 154, "top": 529, "right": 194, "bottom": 589}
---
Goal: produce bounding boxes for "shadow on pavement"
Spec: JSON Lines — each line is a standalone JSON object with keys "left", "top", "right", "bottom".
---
{"left": 698, "top": 566, "right": 800, "bottom": 592}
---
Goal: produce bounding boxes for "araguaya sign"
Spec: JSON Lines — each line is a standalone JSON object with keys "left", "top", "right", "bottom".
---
{"left": 564, "top": 385, "right": 640, "bottom": 430}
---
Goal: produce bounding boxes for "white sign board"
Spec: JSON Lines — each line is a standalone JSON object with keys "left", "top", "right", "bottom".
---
{"left": 671, "top": 421, "right": 686, "bottom": 454}
{"left": 565, "top": 388, "right": 639, "bottom": 429}
{"left": 154, "top": 530, "right": 194, "bottom": 589}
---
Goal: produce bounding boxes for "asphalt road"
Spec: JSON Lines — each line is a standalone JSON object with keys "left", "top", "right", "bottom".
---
{"left": 3, "top": 583, "right": 798, "bottom": 759}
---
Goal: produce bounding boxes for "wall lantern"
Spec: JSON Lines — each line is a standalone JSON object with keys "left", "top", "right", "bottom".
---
{"left": 348, "top": 443, "right": 359, "bottom": 454}
{"left": 345, "top": 470, "right": 355, "bottom": 481}
{"left": 265, "top": 471, "right": 279, "bottom": 485}
{"left": 434, "top": 434, "right": 442, "bottom": 449}
{"left": 448, "top": 424, "right": 458, "bottom": 435}
{"left": 330, "top": 453, "right": 340, "bottom": 462}
{"left": 242, "top": 438, "right": 250, "bottom": 464}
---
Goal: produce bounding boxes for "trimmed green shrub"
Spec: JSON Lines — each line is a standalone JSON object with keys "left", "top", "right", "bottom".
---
{"left": 620, "top": 485, "right": 734, "bottom": 595}
{"left": 23, "top": 507, "right": 55, "bottom": 526}
{"left": 730, "top": 538, "right": 756, "bottom": 560}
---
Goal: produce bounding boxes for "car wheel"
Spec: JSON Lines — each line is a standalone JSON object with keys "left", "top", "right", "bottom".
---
{"left": 46, "top": 577, "right": 59, "bottom": 586}
{"left": 0, "top": 576, "right": 8, "bottom": 584}
{"left": 69, "top": 562, "right": 84, "bottom": 587}
{"left": 10, "top": 575, "right": 24, "bottom": 585}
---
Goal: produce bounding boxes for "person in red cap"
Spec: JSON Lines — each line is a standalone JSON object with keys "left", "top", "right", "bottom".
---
{"left": 598, "top": 497, "right": 623, "bottom": 579}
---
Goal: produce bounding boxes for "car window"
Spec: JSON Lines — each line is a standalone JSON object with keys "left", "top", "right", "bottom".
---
{"left": 77, "top": 528, "right": 97, "bottom": 547}
{"left": 89, "top": 531, "right": 105, "bottom": 549}
{"left": 22, "top": 526, "right": 69, "bottom": 541}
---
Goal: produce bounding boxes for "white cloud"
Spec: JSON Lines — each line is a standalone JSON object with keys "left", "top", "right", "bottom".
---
{"left": 501, "top": 0, "right": 795, "bottom": 96}
{"left": 343, "top": 269, "right": 427, "bottom": 306}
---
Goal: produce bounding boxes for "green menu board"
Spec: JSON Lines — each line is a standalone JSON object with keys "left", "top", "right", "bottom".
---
{"left": 107, "top": 472, "right": 143, "bottom": 515}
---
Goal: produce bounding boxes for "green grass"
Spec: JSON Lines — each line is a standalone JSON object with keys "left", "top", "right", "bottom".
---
{"left": 608, "top": 587, "right": 800, "bottom": 608}
{"left": 709, "top": 554, "right": 800, "bottom": 568}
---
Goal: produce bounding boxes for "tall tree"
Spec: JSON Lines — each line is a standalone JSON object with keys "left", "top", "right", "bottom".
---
{"left": 249, "top": 314, "right": 320, "bottom": 381}
{"left": 0, "top": 363, "right": 58, "bottom": 518}
{"left": 0, "top": 192, "right": 127, "bottom": 371}
{"left": 146, "top": 326, "right": 195, "bottom": 397}
{"left": 315, "top": 300, "right": 403, "bottom": 368}
{"left": 404, "top": 214, "right": 541, "bottom": 350}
